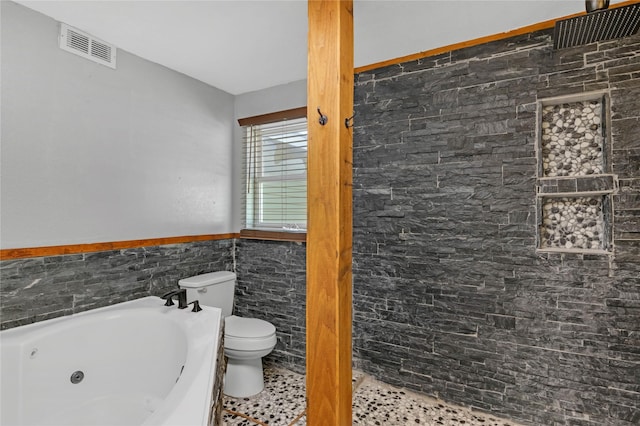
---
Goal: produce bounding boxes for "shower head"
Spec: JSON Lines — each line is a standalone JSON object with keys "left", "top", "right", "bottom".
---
{"left": 586, "top": 0, "right": 610, "bottom": 13}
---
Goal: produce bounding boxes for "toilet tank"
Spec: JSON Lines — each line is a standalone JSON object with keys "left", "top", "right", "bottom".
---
{"left": 178, "top": 271, "right": 236, "bottom": 317}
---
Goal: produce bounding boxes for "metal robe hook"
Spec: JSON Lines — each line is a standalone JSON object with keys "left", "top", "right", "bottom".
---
{"left": 317, "top": 107, "right": 328, "bottom": 126}
{"left": 345, "top": 114, "right": 355, "bottom": 129}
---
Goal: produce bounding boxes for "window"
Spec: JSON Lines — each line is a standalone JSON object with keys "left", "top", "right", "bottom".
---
{"left": 239, "top": 107, "right": 307, "bottom": 235}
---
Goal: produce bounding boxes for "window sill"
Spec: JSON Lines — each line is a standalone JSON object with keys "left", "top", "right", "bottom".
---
{"left": 239, "top": 229, "right": 306, "bottom": 243}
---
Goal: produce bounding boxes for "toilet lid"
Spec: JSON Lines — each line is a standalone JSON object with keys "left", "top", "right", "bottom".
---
{"left": 225, "top": 315, "right": 275, "bottom": 338}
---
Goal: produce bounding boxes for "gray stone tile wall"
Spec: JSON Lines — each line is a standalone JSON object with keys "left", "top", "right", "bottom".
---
{"left": 233, "top": 239, "right": 306, "bottom": 374}
{"left": 352, "top": 30, "right": 639, "bottom": 425}
{"left": 0, "top": 240, "right": 234, "bottom": 329}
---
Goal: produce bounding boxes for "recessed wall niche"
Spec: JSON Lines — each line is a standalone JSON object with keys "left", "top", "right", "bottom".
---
{"left": 539, "top": 196, "right": 609, "bottom": 251}
{"left": 540, "top": 98, "right": 605, "bottom": 177}
{"left": 536, "top": 92, "right": 615, "bottom": 253}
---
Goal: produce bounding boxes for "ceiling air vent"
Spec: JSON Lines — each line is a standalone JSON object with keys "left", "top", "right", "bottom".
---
{"left": 59, "top": 23, "right": 116, "bottom": 69}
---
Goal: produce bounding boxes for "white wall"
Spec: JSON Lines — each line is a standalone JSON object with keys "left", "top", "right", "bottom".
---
{"left": 232, "top": 80, "right": 307, "bottom": 231}
{"left": 1, "top": 2, "right": 235, "bottom": 248}
{"left": 234, "top": 80, "right": 307, "bottom": 120}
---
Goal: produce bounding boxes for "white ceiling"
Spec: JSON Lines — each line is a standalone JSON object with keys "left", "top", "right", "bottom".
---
{"left": 15, "top": 0, "right": 620, "bottom": 95}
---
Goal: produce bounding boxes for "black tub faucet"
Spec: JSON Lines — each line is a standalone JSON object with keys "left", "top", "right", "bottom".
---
{"left": 162, "top": 289, "right": 188, "bottom": 309}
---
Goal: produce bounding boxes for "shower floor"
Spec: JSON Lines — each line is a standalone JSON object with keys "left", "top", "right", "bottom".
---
{"left": 222, "top": 364, "right": 522, "bottom": 426}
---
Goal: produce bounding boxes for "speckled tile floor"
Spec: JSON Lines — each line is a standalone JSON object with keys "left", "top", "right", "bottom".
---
{"left": 222, "top": 365, "right": 522, "bottom": 426}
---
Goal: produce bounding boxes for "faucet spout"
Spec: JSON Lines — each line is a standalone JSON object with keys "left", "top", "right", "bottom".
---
{"left": 161, "top": 289, "right": 188, "bottom": 309}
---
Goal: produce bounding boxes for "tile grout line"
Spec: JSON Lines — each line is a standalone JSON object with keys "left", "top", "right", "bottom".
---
{"left": 287, "top": 409, "right": 306, "bottom": 426}
{"left": 223, "top": 408, "right": 269, "bottom": 426}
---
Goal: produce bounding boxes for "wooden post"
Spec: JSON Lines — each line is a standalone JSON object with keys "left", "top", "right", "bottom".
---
{"left": 306, "top": 1, "right": 354, "bottom": 425}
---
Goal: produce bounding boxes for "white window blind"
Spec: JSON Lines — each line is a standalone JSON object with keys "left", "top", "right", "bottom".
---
{"left": 241, "top": 115, "right": 307, "bottom": 232}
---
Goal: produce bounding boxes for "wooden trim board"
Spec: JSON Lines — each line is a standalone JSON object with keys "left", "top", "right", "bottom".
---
{"left": 354, "top": 0, "right": 640, "bottom": 74}
{"left": 238, "top": 106, "right": 307, "bottom": 126}
{"left": 0, "top": 233, "right": 238, "bottom": 260}
{"left": 239, "top": 229, "right": 306, "bottom": 243}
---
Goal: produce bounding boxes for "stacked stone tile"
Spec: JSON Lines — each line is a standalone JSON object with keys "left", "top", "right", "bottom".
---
{"left": 0, "top": 240, "right": 234, "bottom": 330}
{"left": 234, "top": 239, "right": 307, "bottom": 374}
{"left": 351, "top": 30, "right": 640, "bottom": 426}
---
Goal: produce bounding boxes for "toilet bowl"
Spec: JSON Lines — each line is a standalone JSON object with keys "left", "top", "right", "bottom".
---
{"left": 223, "top": 315, "right": 277, "bottom": 397}
{"left": 178, "top": 271, "right": 277, "bottom": 398}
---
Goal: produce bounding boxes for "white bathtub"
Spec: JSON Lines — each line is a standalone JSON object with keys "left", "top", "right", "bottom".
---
{"left": 0, "top": 296, "right": 223, "bottom": 426}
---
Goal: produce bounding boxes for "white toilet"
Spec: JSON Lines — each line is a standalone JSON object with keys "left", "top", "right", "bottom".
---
{"left": 178, "top": 271, "right": 277, "bottom": 398}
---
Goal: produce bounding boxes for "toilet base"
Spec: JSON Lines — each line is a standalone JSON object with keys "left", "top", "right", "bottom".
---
{"left": 223, "top": 356, "right": 265, "bottom": 398}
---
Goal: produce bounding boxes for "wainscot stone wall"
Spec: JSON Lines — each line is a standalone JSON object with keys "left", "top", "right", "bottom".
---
{"left": 351, "top": 29, "right": 639, "bottom": 425}
{"left": 0, "top": 240, "right": 234, "bottom": 330}
{"left": 233, "top": 239, "right": 307, "bottom": 374}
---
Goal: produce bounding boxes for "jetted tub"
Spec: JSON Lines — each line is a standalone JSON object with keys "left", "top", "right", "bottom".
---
{"left": 0, "top": 296, "right": 224, "bottom": 426}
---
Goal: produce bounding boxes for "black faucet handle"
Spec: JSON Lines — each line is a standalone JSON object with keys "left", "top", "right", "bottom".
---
{"left": 161, "top": 291, "right": 176, "bottom": 306}
{"left": 189, "top": 300, "right": 202, "bottom": 313}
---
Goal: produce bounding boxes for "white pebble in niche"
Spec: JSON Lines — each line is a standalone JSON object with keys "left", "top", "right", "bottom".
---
{"left": 540, "top": 197, "right": 605, "bottom": 251}
{"left": 540, "top": 100, "right": 605, "bottom": 177}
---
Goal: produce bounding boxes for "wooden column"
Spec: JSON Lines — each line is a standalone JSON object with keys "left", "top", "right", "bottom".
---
{"left": 306, "top": 1, "right": 354, "bottom": 425}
